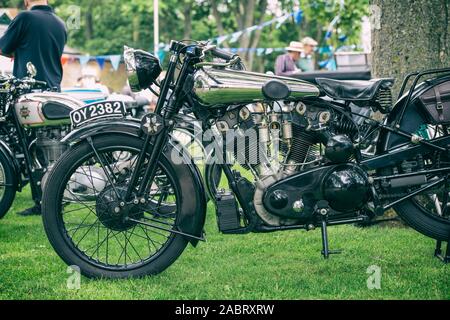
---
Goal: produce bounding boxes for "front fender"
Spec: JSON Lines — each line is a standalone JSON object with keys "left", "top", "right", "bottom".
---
{"left": 0, "top": 140, "right": 20, "bottom": 189}
{"left": 62, "top": 117, "right": 144, "bottom": 146}
{"left": 62, "top": 118, "right": 207, "bottom": 246}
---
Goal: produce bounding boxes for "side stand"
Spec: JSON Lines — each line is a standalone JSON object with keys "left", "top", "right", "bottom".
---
{"left": 434, "top": 239, "right": 450, "bottom": 263}
{"left": 319, "top": 209, "right": 342, "bottom": 259}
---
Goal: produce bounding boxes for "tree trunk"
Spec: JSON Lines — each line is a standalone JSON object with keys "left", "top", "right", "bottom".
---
{"left": 183, "top": 2, "right": 193, "bottom": 40}
{"left": 371, "top": 0, "right": 450, "bottom": 96}
{"left": 132, "top": 15, "right": 140, "bottom": 44}
{"left": 209, "top": 0, "right": 268, "bottom": 70}
{"left": 84, "top": 3, "right": 94, "bottom": 40}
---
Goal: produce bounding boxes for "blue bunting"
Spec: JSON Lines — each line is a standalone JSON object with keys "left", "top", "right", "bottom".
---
{"left": 295, "top": 10, "right": 303, "bottom": 25}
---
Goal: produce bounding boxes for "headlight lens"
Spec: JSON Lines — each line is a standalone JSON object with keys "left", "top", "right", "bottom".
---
{"left": 124, "top": 46, "right": 162, "bottom": 92}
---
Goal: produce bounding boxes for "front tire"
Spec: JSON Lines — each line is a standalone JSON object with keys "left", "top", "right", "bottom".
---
{"left": 0, "top": 151, "right": 17, "bottom": 220}
{"left": 42, "top": 134, "right": 189, "bottom": 279}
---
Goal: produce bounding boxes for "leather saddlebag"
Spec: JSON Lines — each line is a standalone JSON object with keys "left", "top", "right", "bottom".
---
{"left": 419, "top": 80, "right": 450, "bottom": 124}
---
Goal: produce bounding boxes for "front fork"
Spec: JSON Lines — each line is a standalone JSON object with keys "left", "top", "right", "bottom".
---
{"left": 124, "top": 49, "right": 195, "bottom": 202}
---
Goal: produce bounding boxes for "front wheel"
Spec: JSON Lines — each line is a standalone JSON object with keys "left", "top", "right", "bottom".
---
{"left": 0, "top": 150, "right": 17, "bottom": 220}
{"left": 42, "top": 134, "right": 188, "bottom": 279}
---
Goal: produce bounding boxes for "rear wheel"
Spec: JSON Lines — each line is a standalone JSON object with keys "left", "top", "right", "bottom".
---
{"left": 389, "top": 124, "right": 450, "bottom": 240}
{"left": 42, "top": 134, "right": 188, "bottom": 278}
{"left": 0, "top": 151, "right": 17, "bottom": 220}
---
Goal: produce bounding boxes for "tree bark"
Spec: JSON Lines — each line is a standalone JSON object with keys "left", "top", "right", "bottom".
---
{"left": 371, "top": 0, "right": 450, "bottom": 96}
{"left": 85, "top": 7, "right": 94, "bottom": 40}
{"left": 132, "top": 16, "right": 140, "bottom": 44}
{"left": 183, "top": 1, "right": 193, "bottom": 40}
{"left": 210, "top": 0, "right": 227, "bottom": 44}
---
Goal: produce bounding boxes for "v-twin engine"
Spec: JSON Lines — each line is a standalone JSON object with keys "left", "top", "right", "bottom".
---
{"left": 215, "top": 100, "right": 371, "bottom": 227}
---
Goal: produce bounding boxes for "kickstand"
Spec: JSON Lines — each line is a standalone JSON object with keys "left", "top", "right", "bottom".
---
{"left": 434, "top": 239, "right": 450, "bottom": 264}
{"left": 319, "top": 212, "right": 342, "bottom": 259}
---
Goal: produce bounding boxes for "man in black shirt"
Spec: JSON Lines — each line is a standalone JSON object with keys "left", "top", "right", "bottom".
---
{"left": 0, "top": 0, "right": 67, "bottom": 216}
{"left": 0, "top": 0, "right": 67, "bottom": 90}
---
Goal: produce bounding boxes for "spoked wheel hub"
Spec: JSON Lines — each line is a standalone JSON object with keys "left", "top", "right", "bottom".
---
{"left": 96, "top": 184, "right": 143, "bottom": 231}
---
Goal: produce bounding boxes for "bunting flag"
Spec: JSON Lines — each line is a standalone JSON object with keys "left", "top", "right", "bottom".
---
{"left": 158, "top": 51, "right": 166, "bottom": 63}
{"left": 229, "top": 31, "right": 243, "bottom": 43}
{"left": 338, "top": 34, "right": 348, "bottom": 42}
{"left": 96, "top": 57, "right": 106, "bottom": 70}
{"left": 211, "top": 10, "right": 301, "bottom": 45}
{"left": 295, "top": 10, "right": 303, "bottom": 25}
{"left": 61, "top": 55, "right": 70, "bottom": 66}
{"left": 248, "top": 26, "right": 259, "bottom": 33}
{"left": 216, "top": 35, "right": 228, "bottom": 45}
{"left": 275, "top": 15, "right": 290, "bottom": 29}
{"left": 109, "top": 55, "right": 121, "bottom": 71}
{"left": 78, "top": 55, "right": 90, "bottom": 67}
{"left": 324, "top": 15, "right": 341, "bottom": 40}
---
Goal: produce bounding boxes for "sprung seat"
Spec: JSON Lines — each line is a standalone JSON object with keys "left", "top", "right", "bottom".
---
{"left": 316, "top": 78, "right": 394, "bottom": 101}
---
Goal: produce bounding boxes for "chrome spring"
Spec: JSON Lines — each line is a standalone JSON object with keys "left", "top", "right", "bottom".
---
{"left": 335, "top": 115, "right": 359, "bottom": 136}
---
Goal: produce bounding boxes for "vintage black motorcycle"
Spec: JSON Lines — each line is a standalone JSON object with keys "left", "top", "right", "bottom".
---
{"left": 42, "top": 41, "right": 450, "bottom": 278}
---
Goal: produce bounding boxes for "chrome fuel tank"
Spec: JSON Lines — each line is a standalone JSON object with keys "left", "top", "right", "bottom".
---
{"left": 193, "top": 68, "right": 320, "bottom": 106}
{"left": 15, "top": 92, "right": 84, "bottom": 128}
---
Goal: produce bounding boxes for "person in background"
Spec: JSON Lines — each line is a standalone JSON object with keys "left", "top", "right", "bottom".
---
{"left": 0, "top": 0, "right": 67, "bottom": 216}
{"left": 298, "top": 37, "right": 318, "bottom": 72}
{"left": 0, "top": 0, "right": 67, "bottom": 91}
{"left": 274, "top": 41, "right": 304, "bottom": 77}
{"left": 77, "top": 68, "right": 110, "bottom": 95}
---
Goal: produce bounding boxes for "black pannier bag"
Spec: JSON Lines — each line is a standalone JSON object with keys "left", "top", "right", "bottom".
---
{"left": 419, "top": 80, "right": 450, "bottom": 124}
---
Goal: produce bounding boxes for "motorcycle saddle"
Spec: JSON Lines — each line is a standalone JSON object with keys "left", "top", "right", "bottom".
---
{"left": 316, "top": 78, "right": 394, "bottom": 101}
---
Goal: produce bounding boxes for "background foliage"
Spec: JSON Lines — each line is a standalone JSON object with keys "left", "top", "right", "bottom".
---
{"left": 1, "top": 0, "right": 369, "bottom": 70}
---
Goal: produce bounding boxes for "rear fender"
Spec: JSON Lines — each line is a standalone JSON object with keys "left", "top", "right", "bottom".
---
{"left": 62, "top": 118, "right": 207, "bottom": 246}
{"left": 367, "top": 75, "right": 450, "bottom": 170}
{"left": 377, "top": 75, "right": 450, "bottom": 153}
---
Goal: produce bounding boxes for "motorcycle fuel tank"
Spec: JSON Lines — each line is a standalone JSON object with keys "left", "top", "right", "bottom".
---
{"left": 15, "top": 92, "right": 84, "bottom": 128}
{"left": 193, "top": 68, "right": 320, "bottom": 106}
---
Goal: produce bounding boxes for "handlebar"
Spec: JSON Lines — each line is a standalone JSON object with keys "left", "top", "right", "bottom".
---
{"left": 0, "top": 76, "right": 48, "bottom": 94}
{"left": 13, "top": 78, "right": 47, "bottom": 89}
{"left": 210, "top": 47, "right": 238, "bottom": 61}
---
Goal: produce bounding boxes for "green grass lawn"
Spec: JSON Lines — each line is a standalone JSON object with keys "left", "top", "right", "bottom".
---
{"left": 0, "top": 188, "right": 448, "bottom": 300}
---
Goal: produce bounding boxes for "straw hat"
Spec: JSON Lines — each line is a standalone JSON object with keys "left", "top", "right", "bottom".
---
{"left": 302, "top": 37, "right": 318, "bottom": 46}
{"left": 286, "top": 41, "right": 304, "bottom": 53}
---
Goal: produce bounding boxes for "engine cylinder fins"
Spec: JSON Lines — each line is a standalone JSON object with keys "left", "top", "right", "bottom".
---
{"left": 285, "top": 126, "right": 319, "bottom": 167}
{"left": 231, "top": 130, "right": 262, "bottom": 170}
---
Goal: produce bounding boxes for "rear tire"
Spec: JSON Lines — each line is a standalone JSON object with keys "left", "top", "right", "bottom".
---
{"left": 394, "top": 201, "right": 450, "bottom": 241}
{"left": 42, "top": 134, "right": 189, "bottom": 279}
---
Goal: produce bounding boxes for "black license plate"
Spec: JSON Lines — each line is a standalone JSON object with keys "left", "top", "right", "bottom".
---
{"left": 70, "top": 101, "right": 126, "bottom": 128}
